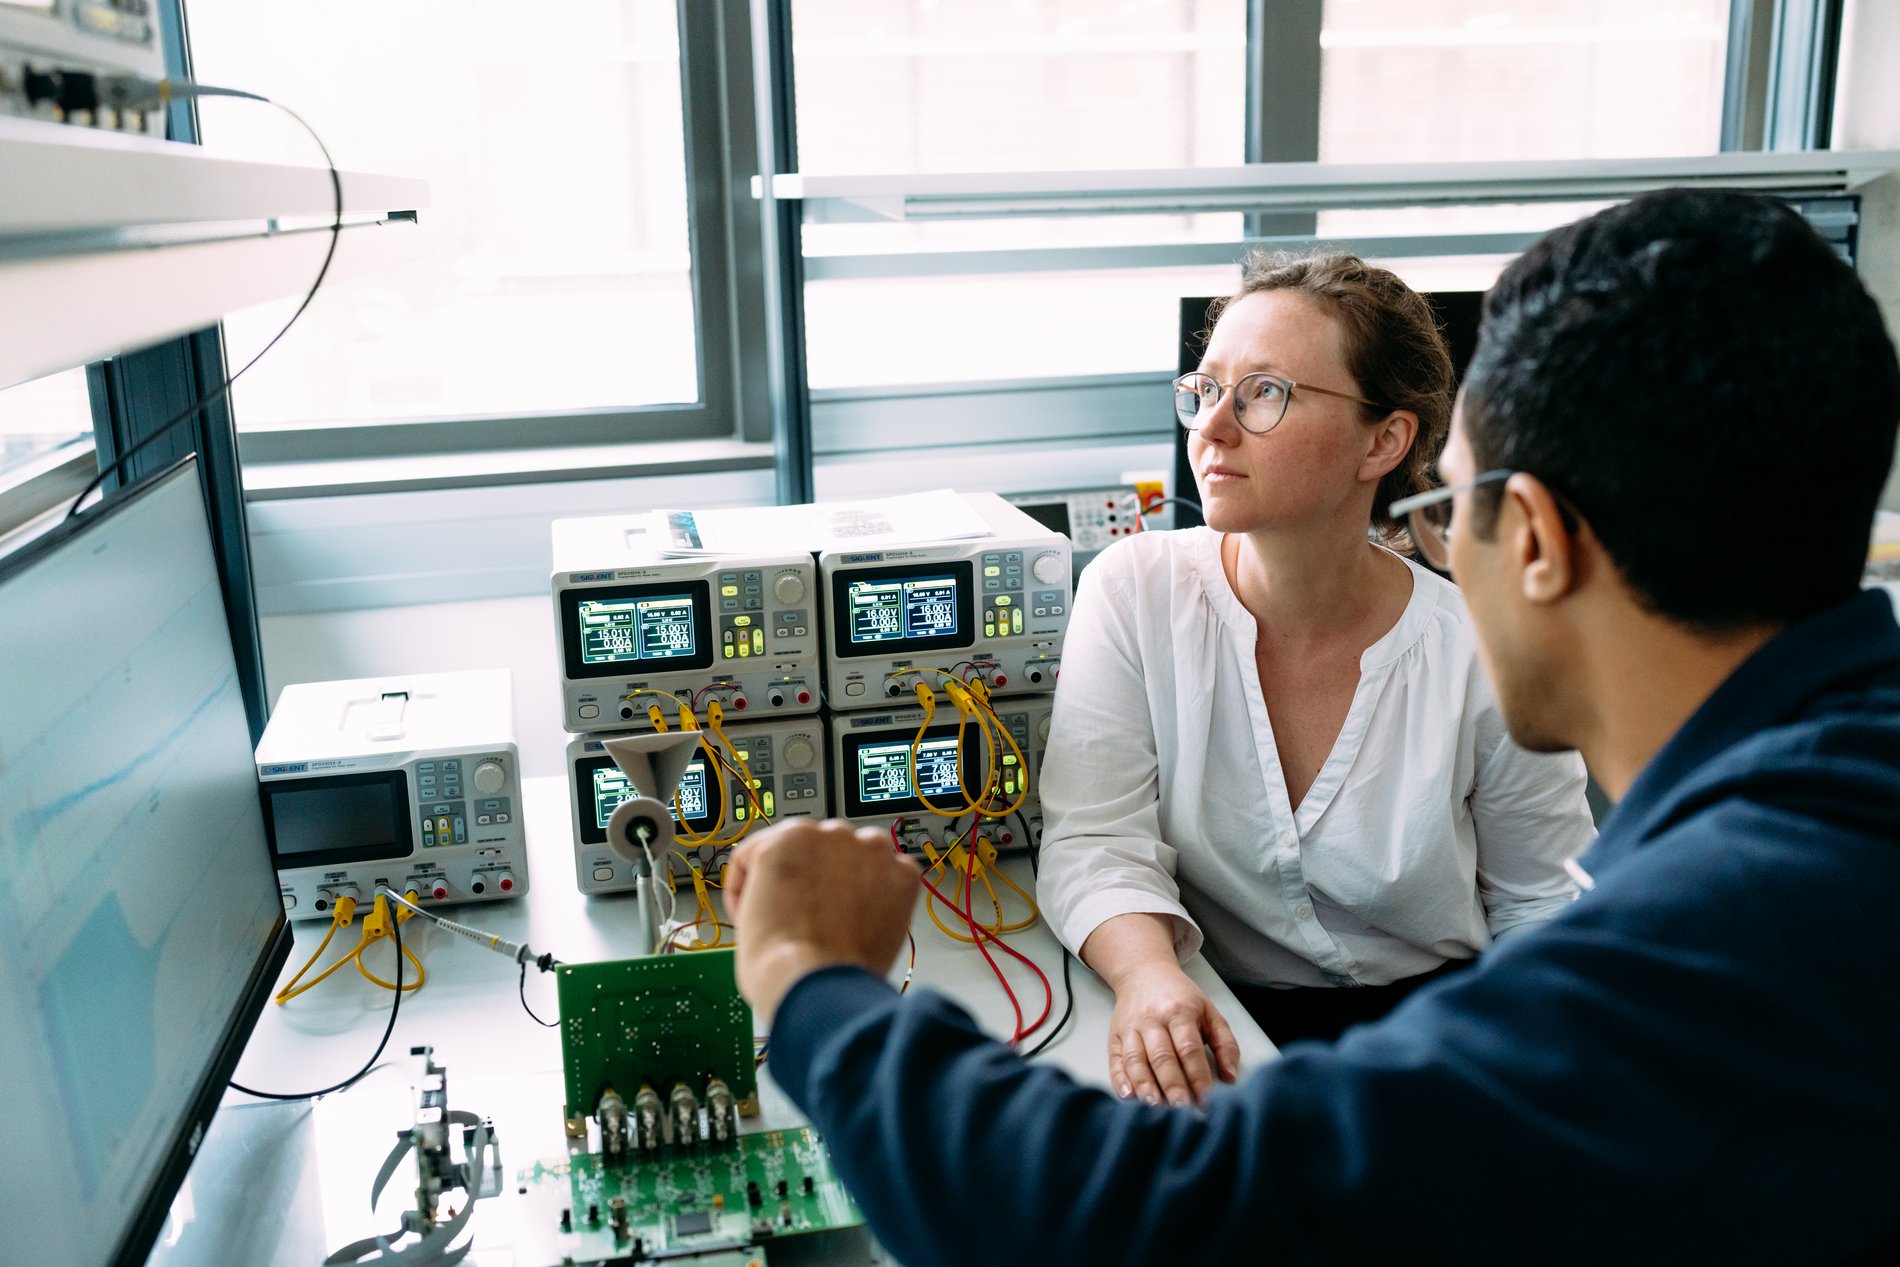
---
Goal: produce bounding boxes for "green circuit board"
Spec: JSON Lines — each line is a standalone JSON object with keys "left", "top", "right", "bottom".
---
{"left": 513, "top": 1127, "right": 863, "bottom": 1262}
{"left": 555, "top": 949, "right": 758, "bottom": 1121}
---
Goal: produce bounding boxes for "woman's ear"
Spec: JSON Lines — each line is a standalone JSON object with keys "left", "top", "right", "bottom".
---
{"left": 1361, "top": 410, "right": 1418, "bottom": 484}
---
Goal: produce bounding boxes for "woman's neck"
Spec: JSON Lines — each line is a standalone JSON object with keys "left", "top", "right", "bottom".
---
{"left": 1222, "top": 525, "right": 1402, "bottom": 646}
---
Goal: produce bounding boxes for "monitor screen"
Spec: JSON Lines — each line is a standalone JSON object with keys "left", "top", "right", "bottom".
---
{"left": 261, "top": 770, "right": 413, "bottom": 868}
{"left": 0, "top": 459, "right": 291, "bottom": 1267}
{"left": 831, "top": 560, "right": 976, "bottom": 659}
{"left": 561, "top": 579, "right": 715, "bottom": 679}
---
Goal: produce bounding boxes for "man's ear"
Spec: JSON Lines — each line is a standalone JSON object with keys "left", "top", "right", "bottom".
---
{"left": 1501, "top": 472, "right": 1579, "bottom": 604}
{"left": 1361, "top": 410, "right": 1418, "bottom": 484}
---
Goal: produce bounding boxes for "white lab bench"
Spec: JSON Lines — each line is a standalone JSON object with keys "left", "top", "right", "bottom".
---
{"left": 144, "top": 775, "right": 1276, "bottom": 1266}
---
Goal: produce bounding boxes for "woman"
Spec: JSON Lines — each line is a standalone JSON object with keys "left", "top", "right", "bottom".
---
{"left": 1035, "top": 251, "right": 1594, "bottom": 1105}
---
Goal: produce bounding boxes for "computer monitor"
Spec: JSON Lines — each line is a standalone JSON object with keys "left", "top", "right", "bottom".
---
{"left": 0, "top": 458, "right": 292, "bottom": 1267}
{"left": 1170, "top": 289, "right": 1486, "bottom": 530}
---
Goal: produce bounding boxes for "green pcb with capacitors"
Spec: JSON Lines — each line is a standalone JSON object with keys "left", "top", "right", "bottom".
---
{"left": 515, "top": 948, "right": 864, "bottom": 1262}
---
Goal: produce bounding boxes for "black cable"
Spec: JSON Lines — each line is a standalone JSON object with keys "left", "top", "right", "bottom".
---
{"left": 1022, "top": 950, "right": 1075, "bottom": 1061}
{"left": 1016, "top": 808, "right": 1040, "bottom": 874}
{"left": 229, "top": 905, "right": 404, "bottom": 1101}
{"left": 518, "top": 959, "right": 559, "bottom": 1028}
{"left": 65, "top": 82, "right": 343, "bottom": 523}
{"left": 1140, "top": 495, "right": 1202, "bottom": 522}
{"left": 1015, "top": 807, "right": 1076, "bottom": 1059}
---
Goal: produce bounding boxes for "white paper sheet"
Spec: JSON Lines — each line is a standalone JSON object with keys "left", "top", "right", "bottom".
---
{"left": 653, "top": 489, "right": 991, "bottom": 556}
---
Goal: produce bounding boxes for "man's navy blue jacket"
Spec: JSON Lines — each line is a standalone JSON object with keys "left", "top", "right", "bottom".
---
{"left": 768, "top": 590, "right": 1900, "bottom": 1264}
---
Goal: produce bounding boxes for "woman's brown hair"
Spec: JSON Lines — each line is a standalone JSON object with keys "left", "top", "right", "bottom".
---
{"left": 1205, "top": 250, "right": 1454, "bottom": 548}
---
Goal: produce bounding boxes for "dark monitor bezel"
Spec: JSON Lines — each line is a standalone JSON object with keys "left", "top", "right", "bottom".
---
{"left": 830, "top": 560, "right": 976, "bottom": 660}
{"left": 1, "top": 457, "right": 294, "bottom": 1267}
{"left": 573, "top": 750, "right": 719, "bottom": 844}
{"left": 842, "top": 722, "right": 982, "bottom": 818}
{"left": 560, "top": 578, "right": 716, "bottom": 680}
{"left": 1013, "top": 499, "right": 1073, "bottom": 539}
{"left": 259, "top": 769, "right": 415, "bottom": 869}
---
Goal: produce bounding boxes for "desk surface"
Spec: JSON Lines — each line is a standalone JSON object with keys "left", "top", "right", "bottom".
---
{"left": 147, "top": 776, "right": 1275, "bottom": 1266}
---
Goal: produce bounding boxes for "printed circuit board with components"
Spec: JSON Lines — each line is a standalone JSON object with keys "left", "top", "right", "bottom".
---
{"left": 513, "top": 948, "right": 865, "bottom": 1264}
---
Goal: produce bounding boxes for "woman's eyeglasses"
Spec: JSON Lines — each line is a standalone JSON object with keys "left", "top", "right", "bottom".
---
{"left": 1173, "top": 371, "right": 1389, "bottom": 436}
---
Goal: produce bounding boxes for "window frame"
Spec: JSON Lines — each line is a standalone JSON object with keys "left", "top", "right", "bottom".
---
{"left": 785, "top": 0, "right": 1842, "bottom": 496}
{"left": 210, "top": 0, "right": 773, "bottom": 467}
{"left": 6, "top": 0, "right": 1844, "bottom": 529}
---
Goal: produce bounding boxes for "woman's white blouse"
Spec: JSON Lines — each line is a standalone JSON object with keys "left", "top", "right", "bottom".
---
{"left": 1034, "top": 528, "right": 1595, "bottom": 989}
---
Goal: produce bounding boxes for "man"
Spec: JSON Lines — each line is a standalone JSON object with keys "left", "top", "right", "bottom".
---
{"left": 725, "top": 189, "right": 1900, "bottom": 1264}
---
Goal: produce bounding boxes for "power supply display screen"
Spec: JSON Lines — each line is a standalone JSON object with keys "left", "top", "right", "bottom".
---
{"left": 843, "top": 724, "right": 975, "bottom": 818}
{"left": 262, "top": 771, "right": 412, "bottom": 868}
{"left": 831, "top": 560, "right": 975, "bottom": 659}
{"left": 848, "top": 574, "right": 959, "bottom": 645}
{"left": 578, "top": 593, "right": 698, "bottom": 665}
{"left": 587, "top": 756, "right": 715, "bottom": 836}
{"left": 858, "top": 736, "right": 961, "bottom": 803}
{"left": 562, "top": 578, "right": 714, "bottom": 679}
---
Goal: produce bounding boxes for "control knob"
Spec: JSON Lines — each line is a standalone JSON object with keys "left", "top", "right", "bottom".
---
{"left": 473, "top": 759, "right": 507, "bottom": 795}
{"left": 1031, "top": 551, "right": 1066, "bottom": 585}
{"left": 1037, "top": 715, "right": 1052, "bottom": 742}
{"left": 773, "top": 572, "right": 806, "bottom": 605}
{"left": 783, "top": 737, "right": 816, "bottom": 770}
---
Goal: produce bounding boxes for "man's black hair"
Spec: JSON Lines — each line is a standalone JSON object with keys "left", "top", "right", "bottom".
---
{"left": 1463, "top": 188, "right": 1900, "bottom": 632}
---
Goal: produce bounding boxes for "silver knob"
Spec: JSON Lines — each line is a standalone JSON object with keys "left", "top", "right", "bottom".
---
{"left": 783, "top": 737, "right": 816, "bottom": 770}
{"left": 1032, "top": 552, "right": 1066, "bottom": 585}
{"left": 473, "top": 760, "right": 506, "bottom": 795}
{"left": 773, "top": 572, "right": 806, "bottom": 605}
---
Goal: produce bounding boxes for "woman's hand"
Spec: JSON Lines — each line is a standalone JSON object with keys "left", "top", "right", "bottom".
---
{"left": 1105, "top": 961, "right": 1241, "bottom": 1107}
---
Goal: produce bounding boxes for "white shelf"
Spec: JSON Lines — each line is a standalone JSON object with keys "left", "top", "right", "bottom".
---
{"left": 767, "top": 150, "right": 1900, "bottom": 222}
{"left": 0, "top": 117, "right": 428, "bottom": 389}
{"left": 0, "top": 116, "right": 427, "bottom": 233}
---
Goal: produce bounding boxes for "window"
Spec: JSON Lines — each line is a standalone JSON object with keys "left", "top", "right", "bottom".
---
{"left": 1316, "top": 0, "right": 1733, "bottom": 253}
{"left": 1320, "top": 0, "right": 1732, "bottom": 165}
{"left": 182, "top": 0, "right": 702, "bottom": 434}
{"left": 0, "top": 367, "right": 93, "bottom": 491}
{"left": 792, "top": 0, "right": 1248, "bottom": 387}
{"left": 792, "top": 0, "right": 1245, "bottom": 175}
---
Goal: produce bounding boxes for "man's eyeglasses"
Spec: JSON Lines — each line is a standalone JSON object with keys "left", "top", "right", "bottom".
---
{"left": 1387, "top": 470, "right": 1515, "bottom": 571}
{"left": 1174, "top": 371, "right": 1389, "bottom": 436}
